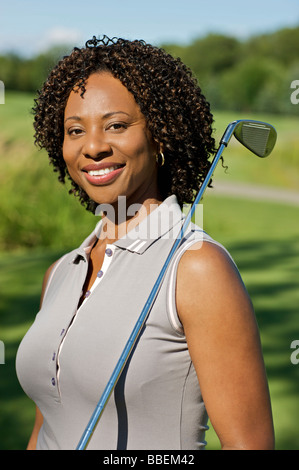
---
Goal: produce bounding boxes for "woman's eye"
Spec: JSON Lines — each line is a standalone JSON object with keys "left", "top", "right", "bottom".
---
{"left": 108, "top": 123, "right": 127, "bottom": 131}
{"left": 67, "top": 128, "right": 83, "bottom": 136}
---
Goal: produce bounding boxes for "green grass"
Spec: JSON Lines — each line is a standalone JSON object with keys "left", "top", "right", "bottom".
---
{"left": 0, "top": 91, "right": 34, "bottom": 142}
{"left": 202, "top": 194, "right": 299, "bottom": 450}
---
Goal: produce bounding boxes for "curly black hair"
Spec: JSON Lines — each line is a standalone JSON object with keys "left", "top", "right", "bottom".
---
{"left": 33, "top": 35, "right": 216, "bottom": 212}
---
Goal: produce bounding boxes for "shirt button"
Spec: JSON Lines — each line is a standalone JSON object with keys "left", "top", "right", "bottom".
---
{"left": 105, "top": 248, "right": 113, "bottom": 257}
{"left": 85, "top": 290, "right": 91, "bottom": 298}
{"left": 60, "top": 329, "right": 65, "bottom": 336}
{"left": 51, "top": 378, "right": 56, "bottom": 386}
{"left": 97, "top": 270, "right": 103, "bottom": 278}
{"left": 52, "top": 352, "right": 56, "bottom": 361}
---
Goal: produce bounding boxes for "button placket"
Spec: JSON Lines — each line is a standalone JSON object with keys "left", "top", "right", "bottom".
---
{"left": 51, "top": 256, "right": 90, "bottom": 398}
{"left": 50, "top": 326, "right": 68, "bottom": 399}
{"left": 46, "top": 250, "right": 89, "bottom": 402}
{"left": 80, "top": 244, "right": 116, "bottom": 303}
{"left": 49, "top": 245, "right": 116, "bottom": 399}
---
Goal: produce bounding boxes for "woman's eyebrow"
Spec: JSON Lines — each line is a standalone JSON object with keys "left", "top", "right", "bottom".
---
{"left": 64, "top": 115, "right": 82, "bottom": 124}
{"left": 103, "top": 111, "right": 130, "bottom": 119}
{"left": 64, "top": 111, "right": 130, "bottom": 124}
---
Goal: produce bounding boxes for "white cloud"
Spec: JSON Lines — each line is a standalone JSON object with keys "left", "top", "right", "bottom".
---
{"left": 38, "top": 27, "right": 84, "bottom": 52}
{"left": 0, "top": 27, "right": 84, "bottom": 57}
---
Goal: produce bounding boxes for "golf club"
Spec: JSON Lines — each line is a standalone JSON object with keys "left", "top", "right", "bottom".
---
{"left": 76, "top": 119, "right": 277, "bottom": 450}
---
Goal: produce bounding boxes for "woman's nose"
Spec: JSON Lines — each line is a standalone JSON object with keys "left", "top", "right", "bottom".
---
{"left": 82, "top": 131, "right": 112, "bottom": 159}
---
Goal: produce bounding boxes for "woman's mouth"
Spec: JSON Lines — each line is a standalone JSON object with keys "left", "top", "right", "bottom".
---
{"left": 82, "top": 163, "right": 125, "bottom": 185}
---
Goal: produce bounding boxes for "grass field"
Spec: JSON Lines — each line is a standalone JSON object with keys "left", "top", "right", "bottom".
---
{"left": 203, "top": 196, "right": 299, "bottom": 450}
{"left": 0, "top": 91, "right": 299, "bottom": 450}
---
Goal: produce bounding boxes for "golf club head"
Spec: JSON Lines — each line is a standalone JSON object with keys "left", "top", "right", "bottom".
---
{"left": 233, "top": 120, "right": 277, "bottom": 158}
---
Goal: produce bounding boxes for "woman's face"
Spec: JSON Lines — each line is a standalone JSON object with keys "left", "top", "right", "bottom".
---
{"left": 63, "top": 72, "right": 160, "bottom": 208}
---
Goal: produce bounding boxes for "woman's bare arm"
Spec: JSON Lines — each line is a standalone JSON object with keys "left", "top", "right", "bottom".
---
{"left": 176, "top": 242, "right": 274, "bottom": 450}
{"left": 26, "top": 406, "right": 44, "bottom": 450}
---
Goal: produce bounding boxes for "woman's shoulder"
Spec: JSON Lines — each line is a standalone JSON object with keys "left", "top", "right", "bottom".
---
{"left": 175, "top": 239, "right": 251, "bottom": 326}
{"left": 177, "top": 239, "right": 242, "bottom": 289}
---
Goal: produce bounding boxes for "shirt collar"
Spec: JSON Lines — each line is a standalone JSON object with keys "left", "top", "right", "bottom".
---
{"left": 114, "top": 195, "right": 184, "bottom": 254}
{"left": 71, "top": 195, "right": 184, "bottom": 262}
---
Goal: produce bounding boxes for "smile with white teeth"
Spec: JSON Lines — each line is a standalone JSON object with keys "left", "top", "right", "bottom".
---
{"left": 87, "top": 165, "right": 122, "bottom": 176}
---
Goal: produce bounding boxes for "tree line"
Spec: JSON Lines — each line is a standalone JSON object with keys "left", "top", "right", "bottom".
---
{"left": 1, "top": 25, "right": 299, "bottom": 114}
{"left": 162, "top": 26, "right": 299, "bottom": 115}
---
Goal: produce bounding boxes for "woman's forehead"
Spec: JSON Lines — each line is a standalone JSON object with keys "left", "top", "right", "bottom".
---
{"left": 65, "top": 72, "right": 143, "bottom": 118}
{"left": 66, "top": 72, "right": 139, "bottom": 112}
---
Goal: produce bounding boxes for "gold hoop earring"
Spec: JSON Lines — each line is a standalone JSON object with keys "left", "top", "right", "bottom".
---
{"left": 156, "top": 152, "right": 165, "bottom": 167}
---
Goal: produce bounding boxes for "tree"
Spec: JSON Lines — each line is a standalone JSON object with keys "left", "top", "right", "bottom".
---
{"left": 216, "top": 58, "right": 285, "bottom": 113}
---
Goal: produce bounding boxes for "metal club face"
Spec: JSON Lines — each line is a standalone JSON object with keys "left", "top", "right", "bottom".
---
{"left": 233, "top": 120, "right": 277, "bottom": 158}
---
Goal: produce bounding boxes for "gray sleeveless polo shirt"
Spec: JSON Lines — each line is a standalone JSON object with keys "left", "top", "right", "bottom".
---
{"left": 16, "top": 195, "right": 231, "bottom": 450}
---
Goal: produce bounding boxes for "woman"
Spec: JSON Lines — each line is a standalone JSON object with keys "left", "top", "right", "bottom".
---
{"left": 16, "top": 36, "right": 274, "bottom": 450}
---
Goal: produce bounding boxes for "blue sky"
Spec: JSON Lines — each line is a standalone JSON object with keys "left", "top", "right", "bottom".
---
{"left": 1, "top": 0, "right": 299, "bottom": 57}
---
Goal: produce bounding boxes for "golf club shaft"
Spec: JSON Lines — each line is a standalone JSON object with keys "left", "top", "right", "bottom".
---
{"left": 76, "top": 123, "right": 237, "bottom": 450}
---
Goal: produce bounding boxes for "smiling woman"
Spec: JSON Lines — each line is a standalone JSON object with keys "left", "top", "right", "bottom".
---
{"left": 16, "top": 35, "right": 274, "bottom": 451}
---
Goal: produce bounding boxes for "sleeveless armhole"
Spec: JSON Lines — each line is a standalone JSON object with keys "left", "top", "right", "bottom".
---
{"left": 166, "top": 236, "right": 237, "bottom": 335}
{"left": 40, "top": 255, "right": 68, "bottom": 307}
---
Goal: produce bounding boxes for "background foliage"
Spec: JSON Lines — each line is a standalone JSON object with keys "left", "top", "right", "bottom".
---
{"left": 1, "top": 26, "right": 299, "bottom": 114}
{"left": 162, "top": 26, "right": 299, "bottom": 115}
